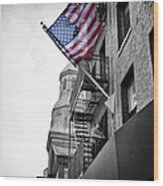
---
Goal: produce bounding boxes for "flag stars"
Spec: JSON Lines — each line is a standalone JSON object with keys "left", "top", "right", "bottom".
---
{"left": 49, "top": 15, "right": 79, "bottom": 46}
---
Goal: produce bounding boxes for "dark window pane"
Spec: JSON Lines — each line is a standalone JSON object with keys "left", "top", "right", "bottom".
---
{"left": 63, "top": 79, "right": 66, "bottom": 90}
{"left": 100, "top": 39, "right": 106, "bottom": 78}
{"left": 117, "top": 2, "right": 130, "bottom": 48}
{"left": 121, "top": 65, "right": 136, "bottom": 124}
{"left": 96, "top": 3, "right": 107, "bottom": 20}
{"left": 149, "top": 27, "right": 154, "bottom": 74}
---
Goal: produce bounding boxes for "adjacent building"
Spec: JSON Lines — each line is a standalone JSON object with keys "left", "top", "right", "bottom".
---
{"left": 46, "top": 64, "right": 78, "bottom": 178}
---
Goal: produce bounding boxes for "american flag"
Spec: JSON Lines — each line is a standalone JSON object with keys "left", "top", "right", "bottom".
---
{"left": 47, "top": 3, "right": 105, "bottom": 65}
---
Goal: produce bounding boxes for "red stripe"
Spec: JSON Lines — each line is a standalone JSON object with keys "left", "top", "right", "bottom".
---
{"left": 72, "top": 4, "right": 87, "bottom": 24}
{"left": 68, "top": 15, "right": 97, "bottom": 51}
{"left": 74, "top": 46, "right": 94, "bottom": 64}
{"left": 68, "top": 4, "right": 80, "bottom": 20}
{"left": 70, "top": 21, "right": 103, "bottom": 59}
{"left": 79, "top": 4, "right": 96, "bottom": 29}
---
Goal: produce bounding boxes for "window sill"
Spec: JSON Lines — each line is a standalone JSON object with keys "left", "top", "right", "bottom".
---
{"left": 129, "top": 106, "right": 137, "bottom": 119}
{"left": 116, "top": 27, "right": 132, "bottom": 58}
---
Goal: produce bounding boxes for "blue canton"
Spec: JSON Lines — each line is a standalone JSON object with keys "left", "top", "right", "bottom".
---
{"left": 48, "top": 15, "right": 79, "bottom": 47}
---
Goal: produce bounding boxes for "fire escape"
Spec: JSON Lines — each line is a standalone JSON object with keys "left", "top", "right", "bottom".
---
{"left": 68, "top": 3, "right": 109, "bottom": 179}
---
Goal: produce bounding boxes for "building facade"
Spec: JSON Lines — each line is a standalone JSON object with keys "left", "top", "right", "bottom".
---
{"left": 46, "top": 64, "right": 78, "bottom": 178}
{"left": 67, "top": 2, "right": 154, "bottom": 180}
{"left": 46, "top": 1, "right": 155, "bottom": 180}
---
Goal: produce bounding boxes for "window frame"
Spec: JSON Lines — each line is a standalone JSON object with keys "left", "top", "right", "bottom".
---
{"left": 63, "top": 78, "right": 67, "bottom": 90}
{"left": 117, "top": 2, "right": 131, "bottom": 50}
{"left": 121, "top": 65, "right": 137, "bottom": 124}
{"left": 127, "top": 78, "right": 137, "bottom": 113}
{"left": 149, "top": 27, "right": 154, "bottom": 75}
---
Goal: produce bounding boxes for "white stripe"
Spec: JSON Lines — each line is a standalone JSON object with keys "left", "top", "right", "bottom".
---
{"left": 62, "top": 31, "right": 98, "bottom": 63}
{"left": 73, "top": 35, "right": 98, "bottom": 60}
{"left": 67, "top": 20, "right": 100, "bottom": 55}
{"left": 65, "top": 10, "right": 96, "bottom": 49}
{"left": 65, "top": 4, "right": 76, "bottom": 18}
{"left": 59, "top": 44, "right": 75, "bottom": 63}
{"left": 60, "top": 3, "right": 102, "bottom": 63}
{"left": 61, "top": 28, "right": 99, "bottom": 63}
{"left": 69, "top": 5, "right": 85, "bottom": 24}
{"left": 75, "top": 4, "right": 92, "bottom": 28}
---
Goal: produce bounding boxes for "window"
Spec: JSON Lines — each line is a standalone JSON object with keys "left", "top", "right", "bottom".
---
{"left": 117, "top": 2, "right": 130, "bottom": 49}
{"left": 100, "top": 111, "right": 108, "bottom": 139}
{"left": 92, "top": 39, "right": 107, "bottom": 80}
{"left": 67, "top": 78, "right": 71, "bottom": 89}
{"left": 71, "top": 77, "right": 75, "bottom": 89}
{"left": 121, "top": 65, "right": 137, "bottom": 123}
{"left": 63, "top": 79, "right": 67, "bottom": 90}
{"left": 49, "top": 149, "right": 55, "bottom": 177}
{"left": 149, "top": 27, "right": 154, "bottom": 74}
{"left": 96, "top": 3, "right": 107, "bottom": 20}
{"left": 127, "top": 78, "right": 137, "bottom": 113}
{"left": 100, "top": 39, "right": 106, "bottom": 78}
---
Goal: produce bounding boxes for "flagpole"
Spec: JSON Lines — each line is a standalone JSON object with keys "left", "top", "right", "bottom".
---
{"left": 41, "top": 22, "right": 75, "bottom": 175}
{"left": 40, "top": 22, "right": 114, "bottom": 113}
{"left": 40, "top": 22, "right": 75, "bottom": 64}
{"left": 78, "top": 63, "right": 108, "bottom": 98}
{"left": 78, "top": 63, "right": 114, "bottom": 113}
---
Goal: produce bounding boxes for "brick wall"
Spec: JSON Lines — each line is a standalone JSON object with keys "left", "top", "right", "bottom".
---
{"left": 105, "top": 2, "right": 154, "bottom": 130}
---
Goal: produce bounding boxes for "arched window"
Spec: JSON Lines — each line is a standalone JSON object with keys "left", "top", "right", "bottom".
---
{"left": 67, "top": 78, "right": 71, "bottom": 89}
{"left": 117, "top": 2, "right": 130, "bottom": 49}
{"left": 63, "top": 78, "right": 67, "bottom": 90}
{"left": 71, "top": 77, "right": 75, "bottom": 89}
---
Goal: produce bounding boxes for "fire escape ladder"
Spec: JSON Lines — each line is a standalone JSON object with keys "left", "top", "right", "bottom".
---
{"left": 68, "top": 3, "right": 108, "bottom": 179}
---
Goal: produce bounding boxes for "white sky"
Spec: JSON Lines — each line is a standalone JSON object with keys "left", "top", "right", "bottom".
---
{"left": 0, "top": 3, "right": 70, "bottom": 177}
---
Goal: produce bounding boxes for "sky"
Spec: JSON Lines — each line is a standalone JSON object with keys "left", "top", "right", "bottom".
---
{"left": 0, "top": 3, "right": 70, "bottom": 177}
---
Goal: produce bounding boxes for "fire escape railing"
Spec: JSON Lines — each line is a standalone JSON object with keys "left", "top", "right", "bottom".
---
{"left": 68, "top": 3, "right": 108, "bottom": 179}
{"left": 68, "top": 54, "right": 109, "bottom": 178}
{"left": 68, "top": 137, "right": 107, "bottom": 179}
{"left": 82, "top": 54, "right": 109, "bottom": 92}
{"left": 96, "top": 3, "right": 107, "bottom": 21}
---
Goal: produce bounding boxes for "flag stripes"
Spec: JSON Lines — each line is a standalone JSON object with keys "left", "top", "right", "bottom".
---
{"left": 47, "top": 3, "right": 104, "bottom": 64}
{"left": 69, "top": 21, "right": 104, "bottom": 60}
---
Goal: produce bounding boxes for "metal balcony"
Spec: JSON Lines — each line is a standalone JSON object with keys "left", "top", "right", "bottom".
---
{"left": 68, "top": 137, "right": 107, "bottom": 179}
{"left": 95, "top": 3, "right": 107, "bottom": 21}
{"left": 82, "top": 54, "right": 109, "bottom": 92}
{"left": 73, "top": 94, "right": 102, "bottom": 123}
